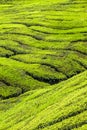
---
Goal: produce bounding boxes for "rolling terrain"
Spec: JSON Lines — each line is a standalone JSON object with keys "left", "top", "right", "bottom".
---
{"left": 0, "top": 0, "right": 87, "bottom": 129}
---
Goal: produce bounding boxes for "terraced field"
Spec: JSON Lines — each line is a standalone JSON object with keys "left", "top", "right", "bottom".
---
{"left": 0, "top": 0, "right": 87, "bottom": 129}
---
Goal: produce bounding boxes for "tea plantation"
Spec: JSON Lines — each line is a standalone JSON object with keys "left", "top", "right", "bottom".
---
{"left": 0, "top": 0, "right": 87, "bottom": 129}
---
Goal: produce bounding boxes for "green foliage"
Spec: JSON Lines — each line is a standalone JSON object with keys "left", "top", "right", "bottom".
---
{"left": 0, "top": 0, "right": 87, "bottom": 129}
{"left": 0, "top": 71, "right": 87, "bottom": 129}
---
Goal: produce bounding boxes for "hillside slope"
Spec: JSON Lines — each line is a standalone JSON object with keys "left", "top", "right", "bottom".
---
{"left": 0, "top": 0, "right": 87, "bottom": 130}
{"left": 0, "top": 0, "right": 87, "bottom": 98}
{"left": 0, "top": 71, "right": 87, "bottom": 130}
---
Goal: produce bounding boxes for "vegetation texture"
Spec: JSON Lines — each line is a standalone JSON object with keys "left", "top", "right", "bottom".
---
{"left": 0, "top": 0, "right": 87, "bottom": 129}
